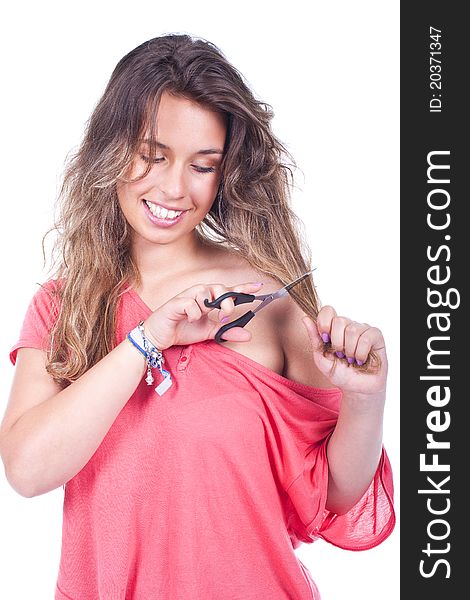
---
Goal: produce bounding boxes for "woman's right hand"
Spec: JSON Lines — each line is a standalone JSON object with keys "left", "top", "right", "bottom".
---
{"left": 142, "top": 281, "right": 264, "bottom": 350}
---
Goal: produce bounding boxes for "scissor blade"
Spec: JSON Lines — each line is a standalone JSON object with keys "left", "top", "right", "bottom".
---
{"left": 253, "top": 269, "right": 316, "bottom": 313}
{"left": 283, "top": 268, "right": 316, "bottom": 292}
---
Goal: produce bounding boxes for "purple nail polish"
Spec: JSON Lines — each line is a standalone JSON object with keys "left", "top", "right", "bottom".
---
{"left": 321, "top": 332, "right": 330, "bottom": 343}
{"left": 356, "top": 359, "right": 364, "bottom": 366}
{"left": 347, "top": 357, "right": 355, "bottom": 364}
{"left": 221, "top": 316, "right": 230, "bottom": 324}
{"left": 335, "top": 351, "right": 345, "bottom": 359}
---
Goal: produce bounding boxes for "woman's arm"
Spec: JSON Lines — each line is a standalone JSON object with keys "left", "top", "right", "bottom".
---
{"left": 281, "top": 300, "right": 388, "bottom": 515}
{"left": 321, "top": 386, "right": 385, "bottom": 515}
{"left": 0, "top": 341, "right": 147, "bottom": 498}
{"left": 0, "top": 280, "right": 262, "bottom": 498}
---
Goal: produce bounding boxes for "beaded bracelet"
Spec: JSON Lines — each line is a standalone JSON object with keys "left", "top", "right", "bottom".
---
{"left": 127, "top": 321, "right": 173, "bottom": 396}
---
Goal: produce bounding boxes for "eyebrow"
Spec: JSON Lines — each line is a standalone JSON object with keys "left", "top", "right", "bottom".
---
{"left": 141, "top": 139, "right": 224, "bottom": 155}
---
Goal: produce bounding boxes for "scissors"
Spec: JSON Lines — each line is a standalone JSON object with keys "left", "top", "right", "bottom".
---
{"left": 204, "top": 269, "right": 316, "bottom": 343}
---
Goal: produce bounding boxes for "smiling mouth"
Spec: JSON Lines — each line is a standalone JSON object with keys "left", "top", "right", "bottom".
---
{"left": 144, "top": 199, "right": 186, "bottom": 220}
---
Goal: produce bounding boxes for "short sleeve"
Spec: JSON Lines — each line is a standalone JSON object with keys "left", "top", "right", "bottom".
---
{"left": 285, "top": 433, "right": 395, "bottom": 550}
{"left": 9, "top": 280, "right": 61, "bottom": 365}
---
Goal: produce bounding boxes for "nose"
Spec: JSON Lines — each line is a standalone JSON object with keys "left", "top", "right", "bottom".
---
{"left": 156, "top": 161, "right": 187, "bottom": 201}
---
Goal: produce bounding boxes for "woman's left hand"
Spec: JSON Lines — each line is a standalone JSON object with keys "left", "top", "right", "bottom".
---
{"left": 302, "top": 305, "right": 388, "bottom": 398}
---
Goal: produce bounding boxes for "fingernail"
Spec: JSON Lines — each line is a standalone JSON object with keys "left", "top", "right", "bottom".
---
{"left": 347, "top": 357, "right": 355, "bottom": 364}
{"left": 221, "top": 316, "right": 230, "bottom": 323}
{"left": 321, "top": 332, "right": 330, "bottom": 343}
{"left": 356, "top": 359, "right": 364, "bottom": 366}
{"left": 335, "top": 351, "right": 345, "bottom": 358}
{"left": 251, "top": 282, "right": 263, "bottom": 286}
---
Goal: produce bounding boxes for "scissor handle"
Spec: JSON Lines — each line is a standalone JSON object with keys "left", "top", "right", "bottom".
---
{"left": 204, "top": 292, "right": 256, "bottom": 310}
{"left": 215, "top": 311, "right": 256, "bottom": 343}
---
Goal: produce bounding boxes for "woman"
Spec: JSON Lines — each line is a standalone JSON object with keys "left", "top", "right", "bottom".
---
{"left": 1, "top": 34, "right": 394, "bottom": 599}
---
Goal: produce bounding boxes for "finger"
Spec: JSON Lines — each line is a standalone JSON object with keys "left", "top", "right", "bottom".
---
{"left": 190, "top": 285, "right": 233, "bottom": 322}
{"left": 355, "top": 327, "right": 386, "bottom": 364}
{"left": 302, "top": 317, "right": 336, "bottom": 371}
{"left": 330, "top": 316, "right": 352, "bottom": 356}
{"left": 210, "top": 284, "right": 236, "bottom": 318}
{"left": 315, "top": 305, "right": 337, "bottom": 344}
{"left": 211, "top": 281, "right": 264, "bottom": 320}
{"left": 177, "top": 284, "right": 214, "bottom": 316}
{"left": 231, "top": 281, "right": 264, "bottom": 292}
{"left": 343, "top": 321, "right": 369, "bottom": 363}
{"left": 166, "top": 296, "right": 203, "bottom": 323}
{"left": 301, "top": 316, "right": 323, "bottom": 351}
{"left": 184, "top": 299, "right": 203, "bottom": 323}
{"left": 195, "top": 287, "right": 219, "bottom": 316}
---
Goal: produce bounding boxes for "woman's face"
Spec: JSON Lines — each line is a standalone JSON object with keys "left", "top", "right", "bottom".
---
{"left": 117, "top": 91, "right": 226, "bottom": 250}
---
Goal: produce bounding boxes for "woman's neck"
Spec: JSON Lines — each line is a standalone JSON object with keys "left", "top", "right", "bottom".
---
{"left": 131, "top": 231, "right": 221, "bottom": 284}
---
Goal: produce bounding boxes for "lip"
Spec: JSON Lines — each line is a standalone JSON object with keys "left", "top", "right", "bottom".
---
{"left": 142, "top": 199, "right": 189, "bottom": 228}
{"left": 143, "top": 198, "right": 189, "bottom": 212}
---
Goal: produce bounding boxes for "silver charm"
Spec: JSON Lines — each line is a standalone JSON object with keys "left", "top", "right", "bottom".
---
{"left": 145, "top": 368, "right": 154, "bottom": 385}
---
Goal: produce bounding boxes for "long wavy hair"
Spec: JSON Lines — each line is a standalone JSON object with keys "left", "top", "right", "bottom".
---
{"left": 43, "top": 33, "right": 376, "bottom": 386}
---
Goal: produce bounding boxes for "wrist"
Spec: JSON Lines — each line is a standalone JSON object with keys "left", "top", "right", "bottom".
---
{"left": 339, "top": 390, "right": 386, "bottom": 414}
{"left": 143, "top": 329, "right": 164, "bottom": 351}
{"left": 127, "top": 322, "right": 173, "bottom": 396}
{"left": 142, "top": 318, "right": 168, "bottom": 351}
{"left": 124, "top": 336, "right": 148, "bottom": 377}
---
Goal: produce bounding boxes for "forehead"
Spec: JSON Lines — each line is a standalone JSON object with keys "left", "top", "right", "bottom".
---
{"left": 143, "top": 92, "right": 227, "bottom": 148}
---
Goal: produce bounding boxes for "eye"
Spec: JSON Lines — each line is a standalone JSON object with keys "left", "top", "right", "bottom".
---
{"left": 139, "top": 154, "right": 165, "bottom": 164}
{"left": 192, "top": 165, "right": 217, "bottom": 174}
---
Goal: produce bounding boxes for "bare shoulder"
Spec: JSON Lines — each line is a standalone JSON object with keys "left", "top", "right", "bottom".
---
{"left": 202, "top": 245, "right": 268, "bottom": 284}
{"left": 278, "top": 297, "right": 336, "bottom": 389}
{"left": 205, "top": 246, "right": 285, "bottom": 295}
{"left": 204, "top": 248, "right": 333, "bottom": 388}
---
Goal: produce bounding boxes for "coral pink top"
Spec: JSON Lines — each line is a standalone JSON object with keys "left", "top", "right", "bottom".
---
{"left": 10, "top": 282, "right": 395, "bottom": 600}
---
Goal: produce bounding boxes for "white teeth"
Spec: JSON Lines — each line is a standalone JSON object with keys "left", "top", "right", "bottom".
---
{"left": 145, "top": 200, "right": 183, "bottom": 219}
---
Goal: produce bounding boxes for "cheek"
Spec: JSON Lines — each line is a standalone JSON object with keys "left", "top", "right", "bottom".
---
{"left": 116, "top": 159, "right": 149, "bottom": 197}
{"left": 116, "top": 178, "right": 146, "bottom": 204}
{"left": 190, "top": 176, "right": 220, "bottom": 206}
{"left": 116, "top": 182, "right": 130, "bottom": 210}
{"left": 123, "top": 157, "right": 148, "bottom": 181}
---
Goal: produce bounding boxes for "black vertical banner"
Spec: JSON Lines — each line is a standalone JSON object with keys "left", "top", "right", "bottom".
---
{"left": 401, "top": 3, "right": 467, "bottom": 598}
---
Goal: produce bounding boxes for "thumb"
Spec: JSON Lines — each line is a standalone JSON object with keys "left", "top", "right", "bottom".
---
{"left": 302, "top": 316, "right": 323, "bottom": 351}
{"left": 302, "top": 316, "right": 336, "bottom": 377}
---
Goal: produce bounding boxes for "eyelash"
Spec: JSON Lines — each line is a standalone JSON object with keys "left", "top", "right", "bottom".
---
{"left": 139, "top": 155, "right": 216, "bottom": 174}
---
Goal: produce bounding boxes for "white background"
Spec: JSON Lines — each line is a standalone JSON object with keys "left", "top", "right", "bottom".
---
{"left": 0, "top": 1, "right": 399, "bottom": 598}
